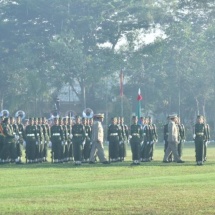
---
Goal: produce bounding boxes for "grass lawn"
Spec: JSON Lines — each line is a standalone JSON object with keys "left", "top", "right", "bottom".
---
{"left": 0, "top": 142, "right": 215, "bottom": 215}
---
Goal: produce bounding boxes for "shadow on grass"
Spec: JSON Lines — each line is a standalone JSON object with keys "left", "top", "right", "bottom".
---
{"left": 0, "top": 160, "right": 213, "bottom": 169}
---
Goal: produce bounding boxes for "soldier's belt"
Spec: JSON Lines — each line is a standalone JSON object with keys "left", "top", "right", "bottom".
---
{"left": 196, "top": 132, "right": 204, "bottom": 135}
{"left": 110, "top": 133, "right": 118, "bottom": 136}
{"left": 73, "top": 134, "right": 82, "bottom": 137}
{"left": 132, "top": 133, "right": 140, "bottom": 136}
{"left": 53, "top": 133, "right": 60, "bottom": 136}
{"left": 27, "top": 134, "right": 35, "bottom": 137}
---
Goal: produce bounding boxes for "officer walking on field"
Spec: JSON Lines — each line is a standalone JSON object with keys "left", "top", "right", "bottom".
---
{"left": 89, "top": 114, "right": 109, "bottom": 164}
{"left": 163, "top": 114, "right": 184, "bottom": 163}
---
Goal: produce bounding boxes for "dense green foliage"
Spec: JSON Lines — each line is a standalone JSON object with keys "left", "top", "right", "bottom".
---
{"left": 1, "top": 143, "right": 215, "bottom": 214}
{"left": 1, "top": 0, "right": 215, "bottom": 130}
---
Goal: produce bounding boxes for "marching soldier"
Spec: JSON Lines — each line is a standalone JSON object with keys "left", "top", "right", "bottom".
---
{"left": 130, "top": 116, "right": 143, "bottom": 165}
{"left": 62, "top": 117, "right": 69, "bottom": 162}
{"left": 119, "top": 117, "right": 128, "bottom": 161}
{"left": 35, "top": 118, "right": 44, "bottom": 163}
{"left": 163, "top": 114, "right": 184, "bottom": 163}
{"left": 142, "top": 117, "right": 151, "bottom": 162}
{"left": 41, "top": 117, "right": 50, "bottom": 162}
{"left": 25, "top": 117, "right": 38, "bottom": 163}
{"left": 89, "top": 113, "right": 109, "bottom": 164}
{"left": 107, "top": 117, "right": 122, "bottom": 162}
{"left": 203, "top": 118, "right": 210, "bottom": 162}
{"left": 194, "top": 115, "right": 207, "bottom": 165}
{"left": 148, "top": 117, "right": 158, "bottom": 161}
{"left": 176, "top": 117, "right": 185, "bottom": 160}
{"left": 0, "top": 117, "right": 19, "bottom": 164}
{"left": 15, "top": 116, "right": 25, "bottom": 164}
{"left": 82, "top": 118, "right": 91, "bottom": 162}
{"left": 72, "top": 116, "right": 86, "bottom": 165}
{"left": 163, "top": 116, "right": 173, "bottom": 162}
{"left": 67, "top": 117, "right": 73, "bottom": 161}
{"left": 50, "top": 117, "right": 64, "bottom": 163}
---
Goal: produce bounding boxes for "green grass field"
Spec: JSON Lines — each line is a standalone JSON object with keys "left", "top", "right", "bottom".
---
{"left": 1, "top": 142, "right": 215, "bottom": 215}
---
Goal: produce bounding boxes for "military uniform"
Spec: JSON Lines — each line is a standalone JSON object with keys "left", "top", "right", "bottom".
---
{"left": 163, "top": 121, "right": 173, "bottom": 162}
{"left": 107, "top": 118, "right": 122, "bottom": 162}
{"left": 67, "top": 118, "right": 73, "bottom": 161}
{"left": 50, "top": 118, "right": 64, "bottom": 163}
{"left": 194, "top": 116, "right": 207, "bottom": 165}
{"left": 130, "top": 116, "right": 143, "bottom": 165}
{"left": 0, "top": 119, "right": 5, "bottom": 162}
{"left": 72, "top": 117, "right": 86, "bottom": 165}
{"left": 61, "top": 119, "right": 68, "bottom": 162}
{"left": 177, "top": 123, "right": 185, "bottom": 159}
{"left": 35, "top": 118, "right": 44, "bottom": 163}
{"left": 1, "top": 118, "right": 17, "bottom": 163}
{"left": 119, "top": 120, "right": 128, "bottom": 161}
{"left": 25, "top": 118, "right": 38, "bottom": 163}
{"left": 149, "top": 119, "right": 158, "bottom": 160}
{"left": 83, "top": 119, "right": 91, "bottom": 162}
{"left": 204, "top": 123, "right": 210, "bottom": 162}
{"left": 41, "top": 117, "right": 50, "bottom": 162}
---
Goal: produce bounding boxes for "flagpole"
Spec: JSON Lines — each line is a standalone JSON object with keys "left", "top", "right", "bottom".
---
{"left": 120, "top": 70, "right": 124, "bottom": 117}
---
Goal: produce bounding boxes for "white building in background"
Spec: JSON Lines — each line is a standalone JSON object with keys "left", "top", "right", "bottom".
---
{"left": 58, "top": 83, "right": 80, "bottom": 102}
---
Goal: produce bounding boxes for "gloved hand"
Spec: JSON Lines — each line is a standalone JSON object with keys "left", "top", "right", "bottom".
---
{"left": 70, "top": 134, "right": 73, "bottom": 139}
{"left": 150, "top": 141, "right": 154, "bottom": 145}
{"left": 90, "top": 142, "right": 92, "bottom": 145}
{"left": 36, "top": 141, "right": 39, "bottom": 145}
{"left": 23, "top": 141, "right": 26, "bottom": 148}
{"left": 140, "top": 141, "right": 143, "bottom": 146}
{"left": 193, "top": 134, "right": 196, "bottom": 139}
{"left": 82, "top": 141, "right": 85, "bottom": 146}
{"left": 15, "top": 135, "right": 19, "bottom": 141}
{"left": 49, "top": 141, "right": 52, "bottom": 148}
{"left": 147, "top": 141, "right": 150, "bottom": 145}
{"left": 119, "top": 141, "right": 123, "bottom": 145}
{"left": 61, "top": 141, "right": 64, "bottom": 145}
{"left": 64, "top": 141, "right": 67, "bottom": 145}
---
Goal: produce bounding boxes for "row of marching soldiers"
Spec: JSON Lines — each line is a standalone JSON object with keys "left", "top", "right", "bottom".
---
{"left": 0, "top": 116, "right": 51, "bottom": 164}
{"left": 129, "top": 116, "right": 158, "bottom": 165}
{"left": 0, "top": 115, "right": 95, "bottom": 164}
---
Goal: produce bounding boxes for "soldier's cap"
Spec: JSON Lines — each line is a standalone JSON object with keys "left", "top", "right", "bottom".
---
{"left": 75, "top": 116, "right": 81, "bottom": 120}
{"left": 197, "top": 115, "right": 203, "bottom": 119}
{"left": 168, "top": 113, "right": 177, "bottom": 119}
{"left": 111, "top": 117, "right": 117, "bottom": 120}
{"left": 132, "top": 115, "right": 138, "bottom": 119}
{"left": 33, "top": 117, "right": 38, "bottom": 121}
{"left": 94, "top": 113, "right": 104, "bottom": 118}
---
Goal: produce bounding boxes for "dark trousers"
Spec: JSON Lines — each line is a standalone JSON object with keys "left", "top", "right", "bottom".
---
{"left": 52, "top": 141, "right": 63, "bottom": 160}
{"left": 195, "top": 138, "right": 204, "bottom": 162}
{"left": 130, "top": 141, "right": 140, "bottom": 161}
{"left": 109, "top": 141, "right": 119, "bottom": 160}
{"left": 143, "top": 142, "right": 152, "bottom": 160}
{"left": 119, "top": 142, "right": 126, "bottom": 158}
{"left": 177, "top": 141, "right": 183, "bottom": 158}
{"left": 164, "top": 140, "right": 173, "bottom": 161}
{"left": 203, "top": 141, "right": 207, "bottom": 160}
{"left": 83, "top": 141, "right": 91, "bottom": 160}
{"left": 26, "top": 141, "right": 36, "bottom": 160}
{"left": 73, "top": 141, "right": 83, "bottom": 161}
